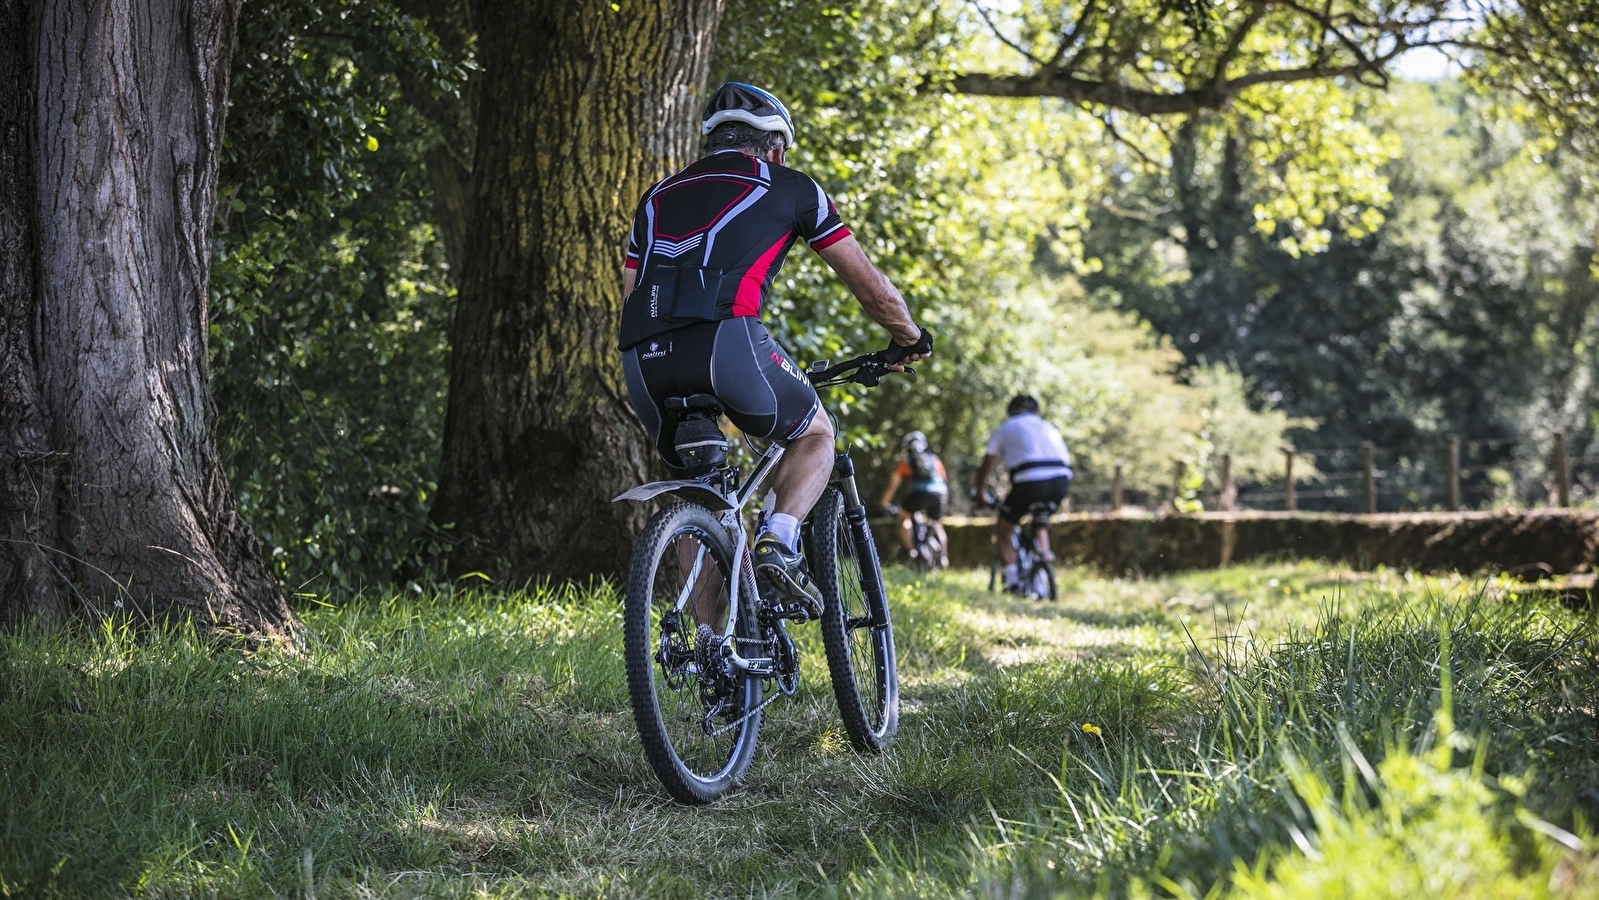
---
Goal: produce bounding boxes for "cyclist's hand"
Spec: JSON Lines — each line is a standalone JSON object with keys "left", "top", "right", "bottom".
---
{"left": 883, "top": 503, "right": 901, "bottom": 516}
{"left": 882, "top": 327, "right": 932, "bottom": 369}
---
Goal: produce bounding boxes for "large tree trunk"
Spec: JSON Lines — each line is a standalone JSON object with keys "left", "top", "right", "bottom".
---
{"left": 0, "top": 0, "right": 291, "bottom": 633}
{"left": 433, "top": 0, "right": 724, "bottom": 581}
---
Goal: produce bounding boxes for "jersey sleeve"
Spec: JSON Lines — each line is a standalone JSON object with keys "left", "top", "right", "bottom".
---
{"left": 985, "top": 428, "right": 1004, "bottom": 458}
{"left": 893, "top": 460, "right": 911, "bottom": 479}
{"left": 794, "top": 172, "right": 852, "bottom": 250}
{"left": 624, "top": 186, "right": 655, "bottom": 270}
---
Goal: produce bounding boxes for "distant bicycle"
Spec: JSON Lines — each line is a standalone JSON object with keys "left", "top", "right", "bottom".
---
{"left": 615, "top": 351, "right": 902, "bottom": 804}
{"left": 983, "top": 498, "right": 1058, "bottom": 601}
{"left": 884, "top": 503, "right": 947, "bottom": 571}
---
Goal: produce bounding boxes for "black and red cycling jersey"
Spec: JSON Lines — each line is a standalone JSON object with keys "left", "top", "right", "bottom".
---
{"left": 617, "top": 149, "right": 852, "bottom": 350}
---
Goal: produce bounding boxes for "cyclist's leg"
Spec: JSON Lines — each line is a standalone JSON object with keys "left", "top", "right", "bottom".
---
{"left": 994, "top": 489, "right": 1023, "bottom": 567}
{"left": 927, "top": 493, "right": 950, "bottom": 563}
{"left": 1029, "top": 477, "right": 1071, "bottom": 561}
{"left": 769, "top": 412, "right": 832, "bottom": 522}
{"left": 896, "top": 509, "right": 914, "bottom": 551}
{"left": 711, "top": 318, "right": 831, "bottom": 526}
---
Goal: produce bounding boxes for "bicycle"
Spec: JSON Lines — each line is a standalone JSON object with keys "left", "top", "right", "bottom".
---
{"left": 615, "top": 351, "right": 903, "bottom": 804}
{"left": 984, "top": 499, "right": 1058, "bottom": 601}
{"left": 884, "top": 503, "right": 947, "bottom": 571}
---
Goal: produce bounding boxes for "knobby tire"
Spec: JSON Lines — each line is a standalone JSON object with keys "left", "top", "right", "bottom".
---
{"left": 809, "top": 487, "right": 899, "bottom": 752}
{"left": 624, "top": 503, "right": 763, "bottom": 804}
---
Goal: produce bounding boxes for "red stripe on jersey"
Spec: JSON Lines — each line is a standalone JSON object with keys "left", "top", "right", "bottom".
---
{"left": 810, "top": 225, "right": 851, "bottom": 250}
{"left": 624, "top": 257, "right": 639, "bottom": 270}
{"left": 733, "top": 237, "right": 789, "bottom": 317}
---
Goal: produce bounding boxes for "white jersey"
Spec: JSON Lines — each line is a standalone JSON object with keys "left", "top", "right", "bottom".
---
{"left": 985, "top": 413, "right": 1073, "bottom": 483}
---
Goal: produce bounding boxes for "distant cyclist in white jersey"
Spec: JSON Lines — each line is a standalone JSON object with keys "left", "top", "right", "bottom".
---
{"left": 970, "top": 395, "right": 1072, "bottom": 589}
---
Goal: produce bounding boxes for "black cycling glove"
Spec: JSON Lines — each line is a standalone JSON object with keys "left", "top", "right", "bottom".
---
{"left": 882, "top": 327, "right": 933, "bottom": 365}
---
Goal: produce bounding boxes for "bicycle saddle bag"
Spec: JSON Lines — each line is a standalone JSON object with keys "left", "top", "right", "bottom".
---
{"left": 617, "top": 264, "right": 726, "bottom": 350}
{"left": 672, "top": 416, "right": 729, "bottom": 474}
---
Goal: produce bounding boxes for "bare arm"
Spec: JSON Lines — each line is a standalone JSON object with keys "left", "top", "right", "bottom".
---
{"left": 879, "top": 471, "right": 903, "bottom": 511}
{"left": 973, "top": 453, "right": 997, "bottom": 498}
{"left": 815, "top": 236, "right": 921, "bottom": 348}
{"left": 622, "top": 267, "right": 636, "bottom": 299}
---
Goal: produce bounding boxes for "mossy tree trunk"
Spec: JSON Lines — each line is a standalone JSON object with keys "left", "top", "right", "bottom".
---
{"left": 433, "top": 0, "right": 724, "bottom": 581}
{"left": 0, "top": 0, "right": 290, "bottom": 633}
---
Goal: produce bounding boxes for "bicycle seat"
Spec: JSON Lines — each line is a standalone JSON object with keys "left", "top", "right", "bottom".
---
{"left": 1027, "top": 500, "right": 1060, "bottom": 518}
{"left": 664, "top": 393, "right": 724, "bottom": 419}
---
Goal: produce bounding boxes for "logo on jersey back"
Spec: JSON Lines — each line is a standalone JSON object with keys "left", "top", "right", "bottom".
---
{"left": 642, "top": 340, "right": 669, "bottom": 361}
{"left": 649, "top": 284, "right": 660, "bottom": 319}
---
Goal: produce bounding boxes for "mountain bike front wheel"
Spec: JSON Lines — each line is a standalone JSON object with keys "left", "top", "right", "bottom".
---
{"left": 624, "top": 503, "right": 763, "bottom": 804}
{"left": 809, "top": 487, "right": 899, "bottom": 753}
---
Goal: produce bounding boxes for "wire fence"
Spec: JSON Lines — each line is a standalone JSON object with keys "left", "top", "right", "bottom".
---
{"left": 1073, "top": 430, "right": 1598, "bottom": 514}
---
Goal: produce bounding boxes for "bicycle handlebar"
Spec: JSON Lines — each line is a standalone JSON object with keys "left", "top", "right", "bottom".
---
{"left": 805, "top": 351, "right": 913, "bottom": 388}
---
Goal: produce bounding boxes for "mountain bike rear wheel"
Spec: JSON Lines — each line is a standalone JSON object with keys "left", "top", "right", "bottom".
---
{"left": 624, "top": 503, "right": 763, "bottom": 804}
{"left": 1027, "top": 558, "right": 1057, "bottom": 600}
{"left": 909, "top": 517, "right": 944, "bottom": 572}
{"left": 809, "top": 487, "right": 898, "bottom": 752}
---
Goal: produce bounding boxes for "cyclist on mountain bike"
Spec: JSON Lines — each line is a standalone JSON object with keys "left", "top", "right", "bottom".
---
{"left": 618, "top": 82, "right": 931, "bottom": 616}
{"left": 971, "top": 395, "right": 1072, "bottom": 591}
{"left": 879, "top": 431, "right": 950, "bottom": 566}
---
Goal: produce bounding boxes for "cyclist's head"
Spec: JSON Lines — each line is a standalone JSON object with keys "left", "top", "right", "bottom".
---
{"left": 903, "top": 431, "right": 928, "bottom": 453}
{"left": 1006, "top": 394, "right": 1039, "bottom": 416}
{"left": 702, "top": 82, "right": 794, "bottom": 156}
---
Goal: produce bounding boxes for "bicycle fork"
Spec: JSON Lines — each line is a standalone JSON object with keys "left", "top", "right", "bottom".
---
{"left": 831, "top": 452, "right": 890, "bottom": 629}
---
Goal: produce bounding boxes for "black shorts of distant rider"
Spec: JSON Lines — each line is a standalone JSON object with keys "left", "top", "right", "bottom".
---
{"left": 902, "top": 490, "right": 948, "bottom": 520}
{"left": 997, "top": 470, "right": 1072, "bottom": 525}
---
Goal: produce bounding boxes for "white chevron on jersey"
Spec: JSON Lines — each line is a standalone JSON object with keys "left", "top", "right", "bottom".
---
{"left": 652, "top": 234, "right": 704, "bottom": 258}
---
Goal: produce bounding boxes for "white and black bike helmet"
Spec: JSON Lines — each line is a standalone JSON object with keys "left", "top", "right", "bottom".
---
{"left": 903, "top": 431, "right": 928, "bottom": 453}
{"left": 701, "top": 82, "right": 795, "bottom": 147}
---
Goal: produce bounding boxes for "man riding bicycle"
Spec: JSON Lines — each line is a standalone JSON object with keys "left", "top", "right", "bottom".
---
{"left": 618, "top": 82, "right": 931, "bottom": 616}
{"left": 879, "top": 431, "right": 950, "bottom": 567}
{"left": 971, "top": 395, "right": 1072, "bottom": 591}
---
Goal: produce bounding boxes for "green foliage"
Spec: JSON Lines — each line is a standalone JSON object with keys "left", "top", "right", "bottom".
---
{"left": 715, "top": 0, "right": 1298, "bottom": 504}
{"left": 212, "top": 0, "right": 469, "bottom": 592}
{"left": 2, "top": 565, "right": 1593, "bottom": 896}
{"left": 1086, "top": 78, "right": 1599, "bottom": 506}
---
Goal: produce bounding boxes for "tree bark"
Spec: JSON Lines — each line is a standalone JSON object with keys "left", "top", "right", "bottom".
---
{"left": 0, "top": 0, "right": 291, "bottom": 633}
{"left": 433, "top": 0, "right": 724, "bottom": 582}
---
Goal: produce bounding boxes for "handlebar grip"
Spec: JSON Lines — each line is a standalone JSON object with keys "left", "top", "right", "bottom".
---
{"left": 882, "top": 327, "right": 932, "bottom": 366}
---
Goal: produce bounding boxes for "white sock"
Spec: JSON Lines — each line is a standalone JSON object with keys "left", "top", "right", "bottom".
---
{"left": 1003, "top": 563, "right": 1019, "bottom": 584}
{"left": 764, "top": 513, "right": 801, "bottom": 551}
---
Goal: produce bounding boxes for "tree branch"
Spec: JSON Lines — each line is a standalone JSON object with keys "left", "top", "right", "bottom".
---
{"left": 969, "top": 0, "right": 1046, "bottom": 67}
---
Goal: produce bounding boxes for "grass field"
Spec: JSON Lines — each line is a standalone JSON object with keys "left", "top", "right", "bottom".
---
{"left": 2, "top": 562, "right": 1596, "bottom": 898}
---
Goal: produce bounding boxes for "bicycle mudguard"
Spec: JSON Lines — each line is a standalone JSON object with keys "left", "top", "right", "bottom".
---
{"left": 612, "top": 479, "right": 735, "bottom": 512}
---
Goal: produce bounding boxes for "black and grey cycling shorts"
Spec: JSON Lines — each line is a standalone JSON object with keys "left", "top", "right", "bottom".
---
{"left": 902, "top": 490, "right": 948, "bottom": 521}
{"left": 622, "top": 317, "right": 821, "bottom": 474}
{"left": 998, "top": 475, "right": 1071, "bottom": 524}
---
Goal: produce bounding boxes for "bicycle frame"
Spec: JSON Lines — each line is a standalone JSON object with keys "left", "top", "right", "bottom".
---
{"left": 615, "top": 443, "right": 786, "bottom": 675}
{"left": 613, "top": 350, "right": 897, "bottom": 678}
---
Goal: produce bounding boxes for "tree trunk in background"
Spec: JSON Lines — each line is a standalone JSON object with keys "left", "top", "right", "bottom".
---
{"left": 433, "top": 0, "right": 724, "bottom": 582}
{"left": 0, "top": 0, "right": 291, "bottom": 633}
{"left": 0, "top": 0, "right": 67, "bottom": 620}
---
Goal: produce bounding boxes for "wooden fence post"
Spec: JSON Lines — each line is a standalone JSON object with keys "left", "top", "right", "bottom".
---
{"left": 1554, "top": 430, "right": 1570, "bottom": 508}
{"left": 1444, "top": 434, "right": 1460, "bottom": 511}
{"left": 1283, "top": 447, "right": 1296, "bottom": 513}
{"left": 1219, "top": 452, "right": 1235, "bottom": 512}
{"left": 1172, "top": 460, "right": 1186, "bottom": 511}
{"left": 1111, "top": 465, "right": 1123, "bottom": 511}
{"left": 1361, "top": 441, "right": 1375, "bottom": 514}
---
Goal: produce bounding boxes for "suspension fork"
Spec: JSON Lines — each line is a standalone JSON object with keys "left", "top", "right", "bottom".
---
{"left": 831, "top": 452, "right": 890, "bottom": 626}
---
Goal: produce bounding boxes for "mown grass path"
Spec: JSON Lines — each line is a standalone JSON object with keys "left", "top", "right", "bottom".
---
{"left": 2, "top": 563, "right": 1596, "bottom": 898}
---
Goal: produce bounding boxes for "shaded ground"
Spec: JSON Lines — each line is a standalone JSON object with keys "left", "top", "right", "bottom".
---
{"left": 2, "top": 562, "right": 1594, "bottom": 898}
